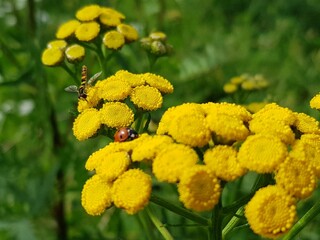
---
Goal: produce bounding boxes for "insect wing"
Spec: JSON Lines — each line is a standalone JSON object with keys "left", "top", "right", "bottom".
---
{"left": 65, "top": 85, "right": 79, "bottom": 93}
{"left": 87, "top": 71, "right": 102, "bottom": 85}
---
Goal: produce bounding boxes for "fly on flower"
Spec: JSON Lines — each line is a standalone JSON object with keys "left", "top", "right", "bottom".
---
{"left": 65, "top": 65, "right": 102, "bottom": 100}
{"left": 114, "top": 127, "right": 139, "bottom": 142}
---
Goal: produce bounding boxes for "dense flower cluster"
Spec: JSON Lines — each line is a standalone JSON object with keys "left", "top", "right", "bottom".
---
{"left": 41, "top": 4, "right": 138, "bottom": 66}
{"left": 73, "top": 70, "right": 173, "bottom": 141}
{"left": 140, "top": 31, "right": 173, "bottom": 57}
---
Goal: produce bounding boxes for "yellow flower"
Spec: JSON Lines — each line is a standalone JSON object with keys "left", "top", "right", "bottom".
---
{"left": 204, "top": 145, "right": 246, "bottom": 181}
{"left": 76, "top": 4, "right": 102, "bottom": 21}
{"left": 130, "top": 85, "right": 163, "bottom": 111}
{"left": 56, "top": 19, "right": 80, "bottom": 39}
{"left": 96, "top": 77, "right": 131, "bottom": 101}
{"left": 115, "top": 70, "right": 145, "bottom": 87}
{"left": 131, "top": 135, "right": 173, "bottom": 161}
{"left": 117, "top": 23, "right": 139, "bottom": 42}
{"left": 81, "top": 175, "right": 113, "bottom": 216}
{"left": 47, "top": 40, "right": 67, "bottom": 50}
{"left": 223, "top": 83, "right": 238, "bottom": 94}
{"left": 245, "top": 185, "right": 297, "bottom": 239}
{"left": 65, "top": 44, "right": 85, "bottom": 63}
{"left": 73, "top": 108, "right": 101, "bottom": 141}
{"left": 149, "top": 31, "right": 167, "bottom": 41}
{"left": 112, "top": 169, "right": 152, "bottom": 214}
{"left": 41, "top": 47, "right": 64, "bottom": 66}
{"left": 178, "top": 165, "right": 221, "bottom": 212}
{"left": 241, "top": 79, "right": 256, "bottom": 90}
{"left": 77, "top": 86, "right": 101, "bottom": 112}
{"left": 238, "top": 134, "right": 287, "bottom": 173}
{"left": 95, "top": 151, "right": 131, "bottom": 182}
{"left": 310, "top": 93, "right": 320, "bottom": 110}
{"left": 153, "top": 143, "right": 199, "bottom": 183}
{"left": 244, "top": 102, "right": 268, "bottom": 113}
{"left": 293, "top": 112, "right": 320, "bottom": 134}
{"left": 99, "top": 7, "right": 124, "bottom": 27}
{"left": 85, "top": 147, "right": 109, "bottom": 171}
{"left": 141, "top": 72, "right": 174, "bottom": 94}
{"left": 230, "top": 76, "right": 245, "bottom": 85}
{"left": 75, "top": 21, "right": 100, "bottom": 42}
{"left": 103, "top": 30, "right": 125, "bottom": 50}
{"left": 275, "top": 156, "right": 317, "bottom": 199}
{"left": 99, "top": 102, "right": 134, "bottom": 128}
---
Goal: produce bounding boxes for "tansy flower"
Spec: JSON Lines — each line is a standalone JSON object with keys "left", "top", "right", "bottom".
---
{"left": 56, "top": 19, "right": 80, "bottom": 39}
{"left": 103, "top": 30, "right": 125, "bottom": 50}
{"left": 72, "top": 108, "right": 101, "bottom": 141}
{"left": 99, "top": 102, "right": 134, "bottom": 128}
{"left": 130, "top": 85, "right": 163, "bottom": 111}
{"left": 76, "top": 4, "right": 102, "bottom": 21}
{"left": 117, "top": 23, "right": 139, "bottom": 42}
{"left": 99, "top": 7, "right": 124, "bottom": 27}
{"left": 65, "top": 44, "right": 85, "bottom": 63}
{"left": 41, "top": 47, "right": 64, "bottom": 66}
{"left": 245, "top": 185, "right": 297, "bottom": 239}
{"left": 153, "top": 143, "right": 199, "bottom": 183}
{"left": 223, "top": 83, "right": 238, "bottom": 94}
{"left": 47, "top": 40, "right": 67, "bottom": 50}
{"left": 85, "top": 147, "right": 110, "bottom": 171}
{"left": 238, "top": 134, "right": 287, "bottom": 173}
{"left": 81, "top": 175, "right": 113, "bottom": 216}
{"left": 131, "top": 135, "right": 174, "bottom": 161}
{"left": 141, "top": 73, "right": 174, "bottom": 94}
{"left": 149, "top": 31, "right": 167, "bottom": 41}
{"left": 241, "top": 80, "right": 256, "bottom": 90}
{"left": 115, "top": 70, "right": 145, "bottom": 87}
{"left": 275, "top": 156, "right": 317, "bottom": 199}
{"left": 95, "top": 151, "right": 131, "bottom": 182}
{"left": 75, "top": 21, "right": 100, "bottom": 42}
{"left": 77, "top": 86, "right": 101, "bottom": 112}
{"left": 204, "top": 145, "right": 246, "bottom": 181}
{"left": 310, "top": 93, "right": 320, "bottom": 110}
{"left": 244, "top": 102, "right": 268, "bottom": 113}
{"left": 112, "top": 169, "right": 152, "bottom": 214}
{"left": 293, "top": 112, "right": 320, "bottom": 134}
{"left": 96, "top": 77, "right": 131, "bottom": 101}
{"left": 178, "top": 165, "right": 221, "bottom": 212}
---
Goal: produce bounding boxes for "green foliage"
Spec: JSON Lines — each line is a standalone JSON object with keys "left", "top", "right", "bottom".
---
{"left": 1, "top": 0, "right": 320, "bottom": 239}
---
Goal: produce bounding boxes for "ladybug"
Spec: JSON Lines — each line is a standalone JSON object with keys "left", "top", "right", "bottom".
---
{"left": 114, "top": 127, "right": 139, "bottom": 142}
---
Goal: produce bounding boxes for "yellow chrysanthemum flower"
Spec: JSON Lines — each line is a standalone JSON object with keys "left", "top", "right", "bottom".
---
{"left": 41, "top": 47, "right": 64, "bottom": 66}
{"left": 96, "top": 77, "right": 131, "bottom": 101}
{"left": 153, "top": 143, "right": 199, "bottom": 183}
{"left": 178, "top": 165, "right": 221, "bottom": 212}
{"left": 85, "top": 147, "right": 109, "bottom": 171}
{"left": 55, "top": 19, "right": 80, "bottom": 39}
{"left": 293, "top": 112, "right": 320, "bottom": 134}
{"left": 112, "top": 169, "right": 152, "bottom": 214}
{"left": 230, "top": 76, "right": 245, "bottom": 85}
{"left": 99, "top": 7, "right": 124, "bottom": 27}
{"left": 244, "top": 102, "right": 268, "bottom": 113}
{"left": 72, "top": 108, "right": 101, "bottom": 141}
{"left": 77, "top": 86, "right": 101, "bottom": 113}
{"left": 141, "top": 73, "right": 174, "bottom": 94}
{"left": 206, "top": 112, "right": 250, "bottom": 142}
{"left": 275, "top": 156, "right": 317, "bottom": 199}
{"left": 99, "top": 102, "right": 134, "bottom": 128}
{"left": 223, "top": 83, "right": 238, "bottom": 94}
{"left": 115, "top": 70, "right": 145, "bottom": 87}
{"left": 245, "top": 185, "right": 297, "bottom": 239}
{"left": 65, "top": 44, "right": 85, "bottom": 63}
{"left": 238, "top": 134, "right": 287, "bottom": 173}
{"left": 204, "top": 145, "right": 246, "bottom": 181}
{"left": 130, "top": 85, "right": 163, "bottom": 111}
{"left": 310, "top": 93, "right": 320, "bottom": 110}
{"left": 149, "top": 32, "right": 167, "bottom": 41}
{"left": 95, "top": 151, "right": 131, "bottom": 182}
{"left": 81, "top": 175, "right": 113, "bottom": 216}
{"left": 47, "top": 40, "right": 67, "bottom": 50}
{"left": 131, "top": 135, "right": 173, "bottom": 162}
{"left": 241, "top": 80, "right": 256, "bottom": 90}
{"left": 117, "top": 23, "right": 139, "bottom": 42}
{"left": 103, "top": 30, "right": 125, "bottom": 50}
{"left": 75, "top": 21, "right": 100, "bottom": 42}
{"left": 76, "top": 4, "right": 102, "bottom": 21}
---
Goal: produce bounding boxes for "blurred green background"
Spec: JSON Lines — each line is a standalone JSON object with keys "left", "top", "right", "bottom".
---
{"left": 1, "top": 0, "right": 320, "bottom": 239}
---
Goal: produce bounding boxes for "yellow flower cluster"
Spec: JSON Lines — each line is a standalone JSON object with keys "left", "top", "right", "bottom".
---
{"left": 72, "top": 70, "right": 173, "bottom": 141}
{"left": 41, "top": 4, "right": 138, "bottom": 66}
{"left": 223, "top": 73, "right": 269, "bottom": 94}
{"left": 140, "top": 31, "right": 173, "bottom": 56}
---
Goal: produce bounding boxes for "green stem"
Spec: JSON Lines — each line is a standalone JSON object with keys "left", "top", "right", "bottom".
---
{"left": 60, "top": 63, "right": 79, "bottom": 85}
{"left": 137, "top": 210, "right": 156, "bottom": 240}
{"left": 222, "top": 206, "right": 244, "bottom": 239}
{"left": 208, "top": 201, "right": 222, "bottom": 240}
{"left": 146, "top": 206, "right": 174, "bottom": 240}
{"left": 282, "top": 200, "right": 320, "bottom": 240}
{"left": 150, "top": 195, "right": 208, "bottom": 226}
